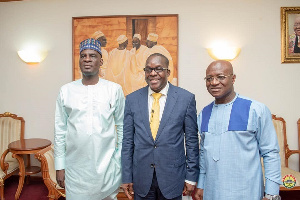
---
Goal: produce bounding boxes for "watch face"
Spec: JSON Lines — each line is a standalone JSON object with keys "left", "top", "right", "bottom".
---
{"left": 273, "top": 196, "right": 281, "bottom": 200}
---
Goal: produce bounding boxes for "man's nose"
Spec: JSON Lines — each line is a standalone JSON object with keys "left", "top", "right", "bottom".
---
{"left": 210, "top": 77, "right": 220, "bottom": 85}
{"left": 84, "top": 55, "right": 92, "bottom": 61}
{"left": 149, "top": 69, "right": 157, "bottom": 76}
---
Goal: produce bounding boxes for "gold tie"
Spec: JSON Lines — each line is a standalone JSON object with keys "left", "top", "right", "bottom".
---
{"left": 150, "top": 93, "right": 162, "bottom": 140}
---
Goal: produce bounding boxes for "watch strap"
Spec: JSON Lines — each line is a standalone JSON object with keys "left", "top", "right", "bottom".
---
{"left": 265, "top": 194, "right": 281, "bottom": 200}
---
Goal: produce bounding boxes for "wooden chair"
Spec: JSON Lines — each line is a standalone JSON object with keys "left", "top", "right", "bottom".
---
{"left": 272, "top": 114, "right": 300, "bottom": 191}
{"left": 35, "top": 145, "right": 65, "bottom": 200}
{"left": 0, "top": 112, "right": 24, "bottom": 200}
{"left": 35, "top": 145, "right": 129, "bottom": 200}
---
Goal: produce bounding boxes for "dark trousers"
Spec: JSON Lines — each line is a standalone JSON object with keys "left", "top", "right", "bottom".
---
{"left": 134, "top": 170, "right": 182, "bottom": 200}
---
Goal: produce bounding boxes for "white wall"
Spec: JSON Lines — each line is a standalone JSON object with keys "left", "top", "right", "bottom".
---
{"left": 0, "top": 0, "right": 299, "bottom": 171}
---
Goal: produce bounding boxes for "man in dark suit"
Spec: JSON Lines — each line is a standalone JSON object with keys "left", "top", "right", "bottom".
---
{"left": 121, "top": 53, "right": 199, "bottom": 200}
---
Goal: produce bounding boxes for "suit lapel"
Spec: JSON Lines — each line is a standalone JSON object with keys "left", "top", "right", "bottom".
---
{"left": 138, "top": 86, "right": 154, "bottom": 142}
{"left": 155, "top": 84, "right": 178, "bottom": 141}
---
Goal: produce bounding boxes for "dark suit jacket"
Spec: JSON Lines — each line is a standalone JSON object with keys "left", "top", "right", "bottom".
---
{"left": 121, "top": 83, "right": 199, "bottom": 199}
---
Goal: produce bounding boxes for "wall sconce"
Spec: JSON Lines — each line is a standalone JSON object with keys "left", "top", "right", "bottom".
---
{"left": 17, "top": 49, "right": 47, "bottom": 64}
{"left": 207, "top": 42, "right": 241, "bottom": 61}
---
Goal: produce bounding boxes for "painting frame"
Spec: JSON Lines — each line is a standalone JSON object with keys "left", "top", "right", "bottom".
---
{"left": 281, "top": 7, "right": 300, "bottom": 63}
{"left": 72, "top": 14, "right": 178, "bottom": 96}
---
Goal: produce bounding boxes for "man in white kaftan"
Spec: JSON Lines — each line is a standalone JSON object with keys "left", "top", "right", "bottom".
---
{"left": 92, "top": 30, "right": 109, "bottom": 77}
{"left": 129, "top": 34, "right": 148, "bottom": 92}
{"left": 105, "top": 35, "right": 131, "bottom": 96}
{"left": 55, "top": 38, "right": 125, "bottom": 200}
{"left": 194, "top": 60, "right": 281, "bottom": 200}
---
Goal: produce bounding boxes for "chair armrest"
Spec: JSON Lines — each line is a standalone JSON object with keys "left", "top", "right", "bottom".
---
{"left": 286, "top": 149, "right": 300, "bottom": 159}
{"left": 35, "top": 145, "right": 66, "bottom": 198}
{"left": 35, "top": 145, "right": 53, "bottom": 179}
{"left": 286, "top": 143, "right": 300, "bottom": 159}
{"left": 35, "top": 145, "right": 52, "bottom": 161}
{"left": 0, "top": 149, "right": 10, "bottom": 174}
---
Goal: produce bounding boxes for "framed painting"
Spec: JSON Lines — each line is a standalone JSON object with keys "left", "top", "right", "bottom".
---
{"left": 72, "top": 14, "right": 178, "bottom": 96}
{"left": 281, "top": 7, "right": 300, "bottom": 63}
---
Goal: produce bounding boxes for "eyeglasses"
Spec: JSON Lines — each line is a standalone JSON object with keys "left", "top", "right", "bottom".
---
{"left": 204, "top": 74, "right": 233, "bottom": 82}
{"left": 294, "top": 23, "right": 300, "bottom": 27}
{"left": 143, "top": 67, "right": 169, "bottom": 74}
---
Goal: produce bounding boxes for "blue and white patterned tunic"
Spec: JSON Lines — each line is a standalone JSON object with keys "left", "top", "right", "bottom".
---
{"left": 197, "top": 94, "right": 281, "bottom": 200}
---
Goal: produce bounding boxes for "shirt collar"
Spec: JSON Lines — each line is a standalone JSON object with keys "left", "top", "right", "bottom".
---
{"left": 148, "top": 82, "right": 169, "bottom": 97}
{"left": 213, "top": 93, "right": 239, "bottom": 107}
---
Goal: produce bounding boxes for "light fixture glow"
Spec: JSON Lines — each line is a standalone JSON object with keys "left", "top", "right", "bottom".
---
{"left": 207, "top": 41, "right": 241, "bottom": 61}
{"left": 17, "top": 48, "right": 47, "bottom": 64}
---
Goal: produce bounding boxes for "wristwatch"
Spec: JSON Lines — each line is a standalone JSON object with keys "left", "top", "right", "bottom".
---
{"left": 264, "top": 194, "right": 281, "bottom": 200}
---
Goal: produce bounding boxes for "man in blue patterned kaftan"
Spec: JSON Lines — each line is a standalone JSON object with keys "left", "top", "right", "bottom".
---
{"left": 194, "top": 60, "right": 281, "bottom": 200}
{"left": 54, "top": 38, "right": 125, "bottom": 200}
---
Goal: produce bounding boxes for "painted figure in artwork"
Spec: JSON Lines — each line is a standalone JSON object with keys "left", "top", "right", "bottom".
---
{"left": 105, "top": 35, "right": 132, "bottom": 95}
{"left": 92, "top": 30, "right": 109, "bottom": 76}
{"left": 129, "top": 33, "right": 148, "bottom": 92}
{"left": 145, "top": 33, "right": 177, "bottom": 85}
{"left": 289, "top": 15, "right": 300, "bottom": 53}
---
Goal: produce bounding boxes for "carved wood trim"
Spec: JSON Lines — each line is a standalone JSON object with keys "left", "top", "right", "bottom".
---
{"left": 0, "top": 112, "right": 25, "bottom": 140}
{"left": 0, "top": 112, "right": 25, "bottom": 199}
{"left": 272, "top": 114, "right": 289, "bottom": 167}
{"left": 35, "top": 146, "right": 65, "bottom": 200}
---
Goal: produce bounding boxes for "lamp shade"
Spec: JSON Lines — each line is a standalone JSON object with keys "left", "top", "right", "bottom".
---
{"left": 17, "top": 49, "right": 47, "bottom": 64}
{"left": 207, "top": 47, "right": 241, "bottom": 61}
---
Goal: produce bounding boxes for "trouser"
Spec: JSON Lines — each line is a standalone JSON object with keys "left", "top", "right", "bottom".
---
{"left": 134, "top": 170, "right": 182, "bottom": 200}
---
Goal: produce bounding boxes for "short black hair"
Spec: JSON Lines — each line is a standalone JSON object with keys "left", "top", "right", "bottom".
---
{"left": 146, "top": 53, "right": 169, "bottom": 67}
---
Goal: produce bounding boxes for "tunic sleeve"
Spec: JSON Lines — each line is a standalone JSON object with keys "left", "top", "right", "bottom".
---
{"left": 256, "top": 105, "right": 281, "bottom": 195}
{"left": 114, "top": 86, "right": 125, "bottom": 154}
{"left": 54, "top": 89, "right": 68, "bottom": 170}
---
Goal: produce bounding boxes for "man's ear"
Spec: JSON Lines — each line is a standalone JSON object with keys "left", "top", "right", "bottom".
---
{"left": 232, "top": 74, "right": 236, "bottom": 84}
{"left": 99, "top": 58, "right": 104, "bottom": 66}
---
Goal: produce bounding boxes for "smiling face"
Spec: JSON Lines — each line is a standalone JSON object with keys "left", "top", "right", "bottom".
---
{"left": 206, "top": 60, "right": 236, "bottom": 104}
{"left": 145, "top": 54, "right": 170, "bottom": 93}
{"left": 79, "top": 49, "right": 103, "bottom": 77}
{"left": 294, "top": 16, "right": 300, "bottom": 36}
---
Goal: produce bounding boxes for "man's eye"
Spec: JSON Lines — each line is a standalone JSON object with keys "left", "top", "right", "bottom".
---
{"left": 206, "top": 77, "right": 213, "bottom": 81}
{"left": 217, "top": 76, "right": 226, "bottom": 80}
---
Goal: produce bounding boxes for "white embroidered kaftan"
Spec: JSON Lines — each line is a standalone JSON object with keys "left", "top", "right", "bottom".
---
{"left": 54, "top": 78, "right": 125, "bottom": 200}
